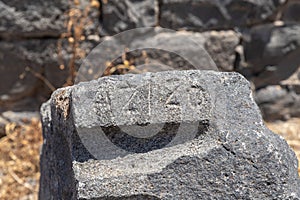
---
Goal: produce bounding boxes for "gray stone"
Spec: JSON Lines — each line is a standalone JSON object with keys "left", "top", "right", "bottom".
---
{"left": 0, "top": 39, "right": 67, "bottom": 108}
{"left": 204, "top": 30, "right": 239, "bottom": 71}
{"left": 0, "top": 0, "right": 100, "bottom": 109}
{"left": 242, "top": 23, "right": 300, "bottom": 88}
{"left": 0, "top": 0, "right": 100, "bottom": 39}
{"left": 239, "top": 22, "right": 300, "bottom": 119}
{"left": 255, "top": 85, "right": 300, "bottom": 120}
{"left": 138, "top": 30, "right": 240, "bottom": 72}
{"left": 77, "top": 28, "right": 238, "bottom": 82}
{"left": 0, "top": 0, "right": 68, "bottom": 38}
{"left": 100, "top": 0, "right": 158, "bottom": 35}
{"left": 281, "top": 66, "right": 300, "bottom": 87}
{"left": 0, "top": 38, "right": 98, "bottom": 111}
{"left": 282, "top": 0, "right": 300, "bottom": 22}
{"left": 160, "top": 0, "right": 285, "bottom": 31}
{"left": 39, "top": 70, "right": 300, "bottom": 199}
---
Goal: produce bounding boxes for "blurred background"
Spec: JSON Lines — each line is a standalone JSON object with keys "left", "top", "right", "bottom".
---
{"left": 0, "top": 0, "right": 299, "bottom": 199}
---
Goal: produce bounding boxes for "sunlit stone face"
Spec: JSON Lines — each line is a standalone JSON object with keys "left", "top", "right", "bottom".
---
{"left": 72, "top": 70, "right": 212, "bottom": 159}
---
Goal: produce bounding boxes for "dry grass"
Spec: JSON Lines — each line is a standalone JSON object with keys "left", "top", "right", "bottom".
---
{"left": 58, "top": 0, "right": 100, "bottom": 86}
{"left": 266, "top": 118, "right": 300, "bottom": 175}
{"left": 0, "top": 118, "right": 42, "bottom": 200}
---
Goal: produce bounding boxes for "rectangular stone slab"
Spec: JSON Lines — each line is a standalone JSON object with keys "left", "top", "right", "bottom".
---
{"left": 72, "top": 72, "right": 212, "bottom": 127}
{"left": 39, "top": 70, "right": 300, "bottom": 199}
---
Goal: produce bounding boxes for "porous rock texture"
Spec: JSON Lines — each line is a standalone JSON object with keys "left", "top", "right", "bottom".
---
{"left": 77, "top": 28, "right": 239, "bottom": 83}
{"left": 0, "top": 0, "right": 100, "bottom": 112}
{"left": 0, "top": 0, "right": 99, "bottom": 39}
{"left": 1, "top": 0, "right": 300, "bottom": 120}
{"left": 160, "top": 0, "right": 285, "bottom": 31}
{"left": 255, "top": 85, "right": 300, "bottom": 120}
{"left": 241, "top": 23, "right": 300, "bottom": 88}
{"left": 282, "top": 0, "right": 300, "bottom": 22}
{"left": 100, "top": 0, "right": 158, "bottom": 35}
{"left": 0, "top": 39, "right": 98, "bottom": 112}
{"left": 39, "top": 70, "right": 300, "bottom": 199}
{"left": 0, "top": 0, "right": 68, "bottom": 39}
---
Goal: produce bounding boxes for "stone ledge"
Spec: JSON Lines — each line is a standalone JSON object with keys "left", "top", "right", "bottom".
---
{"left": 39, "top": 70, "right": 300, "bottom": 199}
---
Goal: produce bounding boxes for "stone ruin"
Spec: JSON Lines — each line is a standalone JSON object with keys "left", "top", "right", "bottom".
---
{"left": 1, "top": 0, "right": 300, "bottom": 121}
{"left": 39, "top": 70, "right": 300, "bottom": 199}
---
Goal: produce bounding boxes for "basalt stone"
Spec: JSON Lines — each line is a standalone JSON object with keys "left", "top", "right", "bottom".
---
{"left": 0, "top": 38, "right": 99, "bottom": 112}
{"left": 255, "top": 85, "right": 300, "bottom": 120}
{"left": 0, "top": 0, "right": 100, "bottom": 39}
{"left": 0, "top": 39, "right": 68, "bottom": 110}
{"left": 160, "top": 0, "right": 285, "bottom": 31}
{"left": 242, "top": 23, "right": 300, "bottom": 88}
{"left": 100, "top": 0, "right": 158, "bottom": 35}
{"left": 0, "top": 0, "right": 68, "bottom": 38}
{"left": 204, "top": 30, "right": 239, "bottom": 71}
{"left": 77, "top": 28, "right": 238, "bottom": 82}
{"left": 282, "top": 0, "right": 300, "bottom": 22}
{"left": 39, "top": 70, "right": 300, "bottom": 199}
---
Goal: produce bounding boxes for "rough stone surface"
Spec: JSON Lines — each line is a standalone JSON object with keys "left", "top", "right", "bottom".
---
{"left": 1, "top": 0, "right": 300, "bottom": 121}
{"left": 77, "top": 28, "right": 239, "bottom": 83}
{"left": 0, "top": 0, "right": 100, "bottom": 108}
{"left": 282, "top": 0, "right": 300, "bottom": 22}
{"left": 241, "top": 23, "right": 300, "bottom": 88}
{"left": 0, "top": 0, "right": 100, "bottom": 39}
{"left": 255, "top": 85, "right": 300, "bottom": 121}
{"left": 204, "top": 30, "right": 239, "bottom": 71}
{"left": 0, "top": 39, "right": 67, "bottom": 110}
{"left": 160, "top": 0, "right": 285, "bottom": 31}
{"left": 0, "top": 0, "right": 100, "bottom": 112}
{"left": 0, "top": 38, "right": 98, "bottom": 111}
{"left": 0, "top": 0, "right": 69, "bottom": 38}
{"left": 40, "top": 70, "right": 300, "bottom": 199}
{"left": 100, "top": 0, "right": 158, "bottom": 35}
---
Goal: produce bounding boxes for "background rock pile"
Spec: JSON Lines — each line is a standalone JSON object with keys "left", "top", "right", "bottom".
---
{"left": 0, "top": 1, "right": 300, "bottom": 199}
{"left": 0, "top": 0, "right": 300, "bottom": 121}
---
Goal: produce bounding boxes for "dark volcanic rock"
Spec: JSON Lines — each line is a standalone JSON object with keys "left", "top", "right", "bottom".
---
{"left": 160, "top": 0, "right": 285, "bottom": 31}
{"left": 282, "top": 0, "right": 300, "bottom": 23}
{"left": 242, "top": 23, "right": 300, "bottom": 88}
{"left": 0, "top": 39, "right": 67, "bottom": 106}
{"left": 0, "top": 38, "right": 98, "bottom": 111}
{"left": 100, "top": 0, "right": 158, "bottom": 35}
{"left": 0, "top": 0, "right": 100, "bottom": 112}
{"left": 255, "top": 85, "right": 300, "bottom": 120}
{"left": 77, "top": 28, "right": 238, "bottom": 82}
{"left": 40, "top": 70, "right": 300, "bottom": 199}
{"left": 0, "top": 0, "right": 68, "bottom": 38}
{"left": 204, "top": 30, "right": 239, "bottom": 71}
{"left": 0, "top": 0, "right": 100, "bottom": 39}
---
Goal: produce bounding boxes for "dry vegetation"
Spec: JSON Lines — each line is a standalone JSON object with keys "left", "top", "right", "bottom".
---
{"left": 0, "top": 118, "right": 42, "bottom": 200}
